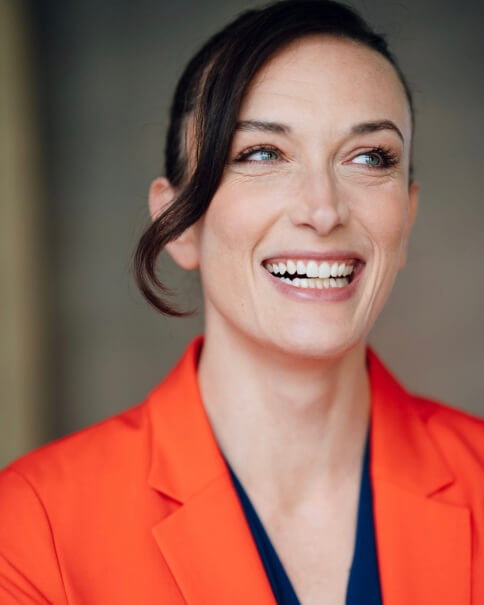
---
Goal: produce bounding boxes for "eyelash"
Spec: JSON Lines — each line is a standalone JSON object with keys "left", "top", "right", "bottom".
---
{"left": 355, "top": 146, "right": 400, "bottom": 169}
{"left": 232, "top": 144, "right": 400, "bottom": 169}
{"left": 233, "top": 145, "right": 281, "bottom": 164}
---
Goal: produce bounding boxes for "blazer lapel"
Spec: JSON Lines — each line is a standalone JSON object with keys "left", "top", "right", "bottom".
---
{"left": 147, "top": 336, "right": 276, "bottom": 605}
{"left": 145, "top": 337, "right": 471, "bottom": 604}
{"left": 368, "top": 349, "right": 471, "bottom": 605}
{"left": 151, "top": 474, "right": 276, "bottom": 604}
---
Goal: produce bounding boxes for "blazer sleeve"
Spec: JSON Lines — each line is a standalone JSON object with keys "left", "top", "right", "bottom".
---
{"left": 0, "top": 467, "right": 68, "bottom": 605}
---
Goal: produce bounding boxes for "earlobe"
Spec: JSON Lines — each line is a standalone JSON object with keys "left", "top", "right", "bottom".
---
{"left": 398, "top": 180, "right": 420, "bottom": 270}
{"left": 165, "top": 222, "right": 201, "bottom": 271}
{"left": 408, "top": 180, "right": 420, "bottom": 230}
{"left": 148, "top": 177, "right": 176, "bottom": 221}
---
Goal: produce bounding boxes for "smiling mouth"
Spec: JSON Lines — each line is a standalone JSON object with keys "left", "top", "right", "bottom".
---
{"left": 263, "top": 258, "right": 363, "bottom": 289}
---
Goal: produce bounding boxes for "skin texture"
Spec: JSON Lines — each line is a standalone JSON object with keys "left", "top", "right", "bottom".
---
{"left": 149, "top": 35, "right": 420, "bottom": 604}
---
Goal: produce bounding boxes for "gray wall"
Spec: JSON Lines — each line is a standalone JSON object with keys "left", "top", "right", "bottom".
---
{"left": 8, "top": 0, "right": 483, "bottom": 459}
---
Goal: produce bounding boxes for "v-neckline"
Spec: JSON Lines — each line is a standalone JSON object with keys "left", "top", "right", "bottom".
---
{"left": 225, "top": 424, "right": 382, "bottom": 605}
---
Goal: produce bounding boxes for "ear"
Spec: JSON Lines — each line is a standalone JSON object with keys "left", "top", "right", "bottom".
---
{"left": 148, "top": 177, "right": 201, "bottom": 271}
{"left": 398, "top": 180, "right": 420, "bottom": 270}
{"left": 149, "top": 176, "right": 176, "bottom": 221}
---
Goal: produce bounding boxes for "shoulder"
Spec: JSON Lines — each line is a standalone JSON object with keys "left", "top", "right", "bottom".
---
{"left": 368, "top": 346, "right": 484, "bottom": 466}
{"left": 0, "top": 397, "right": 152, "bottom": 499}
{"left": 410, "top": 391, "right": 484, "bottom": 479}
{"left": 413, "top": 391, "right": 484, "bottom": 444}
{"left": 0, "top": 398, "right": 157, "bottom": 603}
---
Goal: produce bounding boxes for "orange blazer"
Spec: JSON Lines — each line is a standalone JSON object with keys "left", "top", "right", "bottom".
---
{"left": 1, "top": 335, "right": 483, "bottom": 604}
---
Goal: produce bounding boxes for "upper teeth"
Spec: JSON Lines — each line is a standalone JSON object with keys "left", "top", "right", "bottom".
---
{"left": 265, "top": 260, "right": 354, "bottom": 278}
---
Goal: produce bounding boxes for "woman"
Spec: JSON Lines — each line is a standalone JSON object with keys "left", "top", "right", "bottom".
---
{"left": 1, "top": 1, "right": 483, "bottom": 603}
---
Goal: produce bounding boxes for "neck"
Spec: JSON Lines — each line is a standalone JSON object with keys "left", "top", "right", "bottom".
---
{"left": 197, "top": 320, "right": 370, "bottom": 512}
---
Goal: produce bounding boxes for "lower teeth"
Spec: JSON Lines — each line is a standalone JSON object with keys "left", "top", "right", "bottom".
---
{"left": 278, "top": 276, "right": 349, "bottom": 289}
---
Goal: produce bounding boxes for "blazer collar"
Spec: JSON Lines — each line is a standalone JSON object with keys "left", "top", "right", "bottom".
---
{"left": 146, "top": 336, "right": 471, "bottom": 605}
{"left": 147, "top": 336, "right": 455, "bottom": 501}
{"left": 147, "top": 335, "right": 227, "bottom": 502}
{"left": 367, "top": 348, "right": 471, "bottom": 605}
{"left": 366, "top": 347, "right": 454, "bottom": 497}
{"left": 147, "top": 336, "right": 276, "bottom": 603}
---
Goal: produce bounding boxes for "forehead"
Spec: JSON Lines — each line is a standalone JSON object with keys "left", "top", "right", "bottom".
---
{"left": 238, "top": 35, "right": 412, "bottom": 137}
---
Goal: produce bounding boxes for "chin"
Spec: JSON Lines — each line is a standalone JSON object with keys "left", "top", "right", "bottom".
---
{"left": 261, "top": 321, "right": 365, "bottom": 361}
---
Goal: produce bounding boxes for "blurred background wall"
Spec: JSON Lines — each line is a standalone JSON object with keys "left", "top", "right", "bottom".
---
{"left": 1, "top": 0, "right": 483, "bottom": 467}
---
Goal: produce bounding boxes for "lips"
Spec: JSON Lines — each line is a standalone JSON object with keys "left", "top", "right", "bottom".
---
{"left": 260, "top": 251, "right": 366, "bottom": 298}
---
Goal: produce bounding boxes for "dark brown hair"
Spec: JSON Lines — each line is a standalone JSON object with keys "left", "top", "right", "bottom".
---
{"left": 134, "top": 0, "right": 416, "bottom": 316}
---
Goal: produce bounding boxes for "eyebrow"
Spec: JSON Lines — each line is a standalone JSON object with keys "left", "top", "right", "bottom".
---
{"left": 350, "top": 120, "right": 404, "bottom": 143}
{"left": 234, "top": 118, "right": 404, "bottom": 143}
{"left": 235, "top": 120, "right": 291, "bottom": 135}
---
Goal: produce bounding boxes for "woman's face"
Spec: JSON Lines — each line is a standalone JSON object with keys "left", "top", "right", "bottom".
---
{"left": 183, "top": 35, "right": 418, "bottom": 358}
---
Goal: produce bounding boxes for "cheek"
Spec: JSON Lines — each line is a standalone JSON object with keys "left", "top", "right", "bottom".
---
{"left": 200, "top": 179, "right": 284, "bottom": 259}
{"left": 356, "top": 190, "right": 409, "bottom": 255}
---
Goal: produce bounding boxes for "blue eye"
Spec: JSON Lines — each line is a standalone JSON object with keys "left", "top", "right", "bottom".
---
{"left": 353, "top": 152, "right": 383, "bottom": 167}
{"left": 352, "top": 147, "right": 399, "bottom": 169}
{"left": 234, "top": 146, "right": 280, "bottom": 163}
{"left": 249, "top": 149, "right": 279, "bottom": 161}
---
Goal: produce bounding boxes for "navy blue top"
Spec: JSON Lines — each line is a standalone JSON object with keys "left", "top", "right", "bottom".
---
{"left": 225, "top": 426, "right": 382, "bottom": 604}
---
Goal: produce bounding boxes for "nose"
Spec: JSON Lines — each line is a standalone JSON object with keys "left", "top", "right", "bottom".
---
{"left": 288, "top": 170, "right": 349, "bottom": 235}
